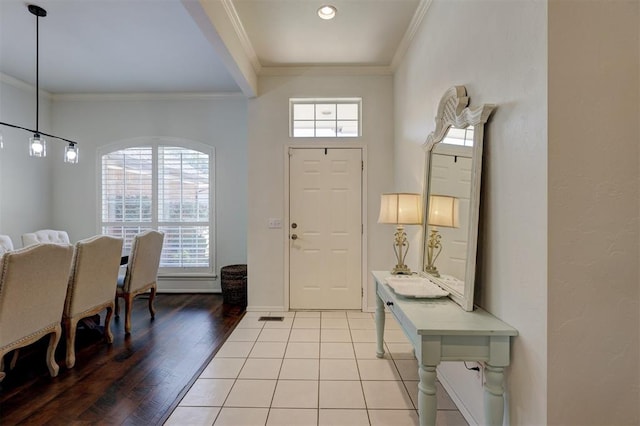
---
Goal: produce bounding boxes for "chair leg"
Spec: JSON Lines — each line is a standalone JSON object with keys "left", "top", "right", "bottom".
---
{"left": 148, "top": 285, "right": 156, "bottom": 319}
{"left": 114, "top": 294, "right": 120, "bottom": 317}
{"left": 104, "top": 304, "right": 114, "bottom": 343}
{"left": 0, "top": 351, "right": 5, "bottom": 381}
{"left": 46, "top": 327, "right": 62, "bottom": 378}
{"left": 64, "top": 318, "right": 78, "bottom": 369}
{"left": 124, "top": 294, "right": 134, "bottom": 334}
{"left": 9, "top": 349, "right": 19, "bottom": 370}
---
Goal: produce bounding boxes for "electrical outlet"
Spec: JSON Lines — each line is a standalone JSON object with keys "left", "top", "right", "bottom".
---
{"left": 268, "top": 218, "right": 282, "bottom": 229}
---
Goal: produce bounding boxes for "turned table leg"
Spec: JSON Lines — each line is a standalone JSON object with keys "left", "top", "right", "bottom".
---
{"left": 484, "top": 363, "right": 505, "bottom": 425}
{"left": 418, "top": 364, "right": 438, "bottom": 426}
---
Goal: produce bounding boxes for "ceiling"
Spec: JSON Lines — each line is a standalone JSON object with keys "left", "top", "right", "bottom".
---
{"left": 0, "top": 0, "right": 424, "bottom": 95}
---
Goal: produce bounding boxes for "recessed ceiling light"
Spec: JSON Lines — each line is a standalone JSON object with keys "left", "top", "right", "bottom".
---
{"left": 317, "top": 5, "right": 337, "bottom": 20}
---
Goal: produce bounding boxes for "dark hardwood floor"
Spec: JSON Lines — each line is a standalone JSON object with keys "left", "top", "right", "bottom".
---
{"left": 0, "top": 294, "right": 245, "bottom": 425}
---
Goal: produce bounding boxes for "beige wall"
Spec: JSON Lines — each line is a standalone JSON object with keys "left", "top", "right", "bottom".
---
{"left": 548, "top": 1, "right": 640, "bottom": 424}
{"left": 247, "top": 74, "right": 394, "bottom": 311}
{"left": 394, "top": 0, "right": 548, "bottom": 423}
{"left": 50, "top": 94, "right": 249, "bottom": 292}
{"left": 0, "top": 77, "right": 54, "bottom": 244}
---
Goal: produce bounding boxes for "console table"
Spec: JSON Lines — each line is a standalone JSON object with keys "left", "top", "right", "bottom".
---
{"left": 372, "top": 271, "right": 517, "bottom": 426}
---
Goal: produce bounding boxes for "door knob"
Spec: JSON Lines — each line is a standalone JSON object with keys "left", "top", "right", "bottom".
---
{"left": 291, "top": 234, "right": 298, "bottom": 240}
{"left": 291, "top": 223, "right": 298, "bottom": 229}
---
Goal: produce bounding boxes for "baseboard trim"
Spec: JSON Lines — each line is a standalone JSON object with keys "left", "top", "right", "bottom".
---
{"left": 246, "top": 305, "right": 287, "bottom": 312}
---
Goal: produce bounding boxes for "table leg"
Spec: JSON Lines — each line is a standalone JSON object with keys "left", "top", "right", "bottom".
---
{"left": 418, "top": 364, "right": 437, "bottom": 426}
{"left": 375, "top": 294, "right": 385, "bottom": 358}
{"left": 484, "top": 364, "right": 505, "bottom": 425}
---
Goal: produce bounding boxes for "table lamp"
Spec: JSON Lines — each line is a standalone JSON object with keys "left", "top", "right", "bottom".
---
{"left": 378, "top": 193, "right": 422, "bottom": 275}
{"left": 425, "top": 195, "right": 459, "bottom": 277}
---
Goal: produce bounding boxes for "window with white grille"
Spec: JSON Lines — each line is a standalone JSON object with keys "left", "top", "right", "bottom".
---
{"left": 290, "top": 98, "right": 361, "bottom": 138}
{"left": 442, "top": 126, "right": 474, "bottom": 147}
{"left": 100, "top": 140, "right": 213, "bottom": 275}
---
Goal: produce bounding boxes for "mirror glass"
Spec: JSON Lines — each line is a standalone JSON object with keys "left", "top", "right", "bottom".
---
{"left": 421, "top": 86, "right": 494, "bottom": 311}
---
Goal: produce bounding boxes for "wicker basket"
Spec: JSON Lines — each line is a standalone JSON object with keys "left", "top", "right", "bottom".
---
{"left": 220, "top": 264, "right": 247, "bottom": 306}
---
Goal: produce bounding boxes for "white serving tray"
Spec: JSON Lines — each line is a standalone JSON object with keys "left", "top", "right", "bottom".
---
{"left": 384, "top": 276, "right": 449, "bottom": 299}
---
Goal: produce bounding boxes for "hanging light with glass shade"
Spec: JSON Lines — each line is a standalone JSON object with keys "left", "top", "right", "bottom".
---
{"left": 0, "top": 4, "right": 81, "bottom": 164}
{"left": 64, "top": 143, "right": 79, "bottom": 164}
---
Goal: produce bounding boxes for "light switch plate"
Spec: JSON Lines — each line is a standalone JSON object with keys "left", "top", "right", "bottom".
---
{"left": 268, "top": 218, "right": 282, "bottom": 229}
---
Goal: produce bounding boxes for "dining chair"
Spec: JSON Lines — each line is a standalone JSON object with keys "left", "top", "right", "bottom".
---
{"left": 0, "top": 235, "right": 16, "bottom": 369}
{"left": 22, "top": 229, "right": 70, "bottom": 247}
{"left": 0, "top": 234, "right": 14, "bottom": 256}
{"left": 115, "top": 230, "right": 164, "bottom": 334}
{"left": 0, "top": 243, "right": 74, "bottom": 382}
{"left": 63, "top": 235, "right": 123, "bottom": 368}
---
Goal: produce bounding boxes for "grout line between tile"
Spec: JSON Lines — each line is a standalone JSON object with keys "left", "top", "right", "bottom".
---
{"left": 195, "top": 310, "right": 467, "bottom": 425}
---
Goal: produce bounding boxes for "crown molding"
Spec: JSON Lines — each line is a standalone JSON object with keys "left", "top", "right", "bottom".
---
{"left": 259, "top": 65, "right": 393, "bottom": 77}
{"left": 223, "top": 0, "right": 262, "bottom": 74}
{"left": 1, "top": 73, "right": 245, "bottom": 101}
{"left": 390, "top": 0, "right": 432, "bottom": 71}
{"left": 51, "top": 92, "right": 246, "bottom": 102}
{"left": 0, "top": 73, "right": 52, "bottom": 99}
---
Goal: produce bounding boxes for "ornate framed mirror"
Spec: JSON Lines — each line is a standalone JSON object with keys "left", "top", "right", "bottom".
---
{"left": 421, "top": 86, "right": 495, "bottom": 311}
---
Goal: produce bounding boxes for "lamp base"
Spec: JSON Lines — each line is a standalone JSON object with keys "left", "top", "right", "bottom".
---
{"left": 391, "top": 264, "right": 412, "bottom": 275}
{"left": 389, "top": 225, "right": 412, "bottom": 275}
{"left": 425, "top": 228, "right": 442, "bottom": 278}
{"left": 424, "top": 265, "right": 440, "bottom": 277}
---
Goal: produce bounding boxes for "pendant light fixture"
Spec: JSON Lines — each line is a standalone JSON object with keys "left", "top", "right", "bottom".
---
{"left": 28, "top": 5, "right": 47, "bottom": 158}
{"left": 0, "top": 4, "right": 80, "bottom": 164}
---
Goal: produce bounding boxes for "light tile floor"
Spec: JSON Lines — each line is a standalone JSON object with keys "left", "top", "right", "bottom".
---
{"left": 165, "top": 311, "right": 468, "bottom": 426}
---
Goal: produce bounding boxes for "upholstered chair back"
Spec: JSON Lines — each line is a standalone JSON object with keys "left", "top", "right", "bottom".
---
{"left": 0, "top": 235, "right": 13, "bottom": 256}
{"left": 0, "top": 244, "right": 74, "bottom": 349}
{"left": 65, "top": 235, "right": 123, "bottom": 318}
{"left": 121, "top": 230, "right": 164, "bottom": 293}
{"left": 22, "top": 229, "right": 70, "bottom": 247}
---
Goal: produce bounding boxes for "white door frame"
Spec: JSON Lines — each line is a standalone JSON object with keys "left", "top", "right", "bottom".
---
{"left": 284, "top": 144, "right": 368, "bottom": 311}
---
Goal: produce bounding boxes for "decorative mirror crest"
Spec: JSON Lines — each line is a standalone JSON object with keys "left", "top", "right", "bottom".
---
{"left": 421, "top": 86, "right": 495, "bottom": 311}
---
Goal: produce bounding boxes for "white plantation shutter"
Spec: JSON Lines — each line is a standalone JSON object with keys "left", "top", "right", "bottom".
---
{"left": 158, "top": 147, "right": 210, "bottom": 268}
{"left": 102, "top": 147, "right": 153, "bottom": 224}
{"left": 100, "top": 142, "right": 213, "bottom": 275}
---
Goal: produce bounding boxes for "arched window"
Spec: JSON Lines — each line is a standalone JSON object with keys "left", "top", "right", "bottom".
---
{"left": 99, "top": 139, "right": 214, "bottom": 275}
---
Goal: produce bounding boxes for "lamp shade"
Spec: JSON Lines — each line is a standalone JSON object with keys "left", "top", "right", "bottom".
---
{"left": 378, "top": 193, "right": 422, "bottom": 225}
{"left": 428, "top": 195, "right": 459, "bottom": 228}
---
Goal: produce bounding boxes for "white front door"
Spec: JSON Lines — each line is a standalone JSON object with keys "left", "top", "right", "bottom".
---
{"left": 430, "top": 150, "right": 472, "bottom": 281}
{"left": 289, "top": 148, "right": 362, "bottom": 310}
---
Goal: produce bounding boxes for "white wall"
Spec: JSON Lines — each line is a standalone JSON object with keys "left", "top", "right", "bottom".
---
{"left": 50, "top": 94, "right": 248, "bottom": 292}
{"left": 548, "top": 1, "right": 639, "bottom": 424}
{"left": 247, "top": 73, "right": 394, "bottom": 311}
{"left": 393, "top": 0, "right": 547, "bottom": 424}
{"left": 0, "top": 77, "right": 53, "bottom": 245}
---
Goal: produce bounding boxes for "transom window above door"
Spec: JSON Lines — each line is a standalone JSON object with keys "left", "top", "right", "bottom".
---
{"left": 290, "top": 98, "right": 361, "bottom": 138}
{"left": 99, "top": 139, "right": 214, "bottom": 276}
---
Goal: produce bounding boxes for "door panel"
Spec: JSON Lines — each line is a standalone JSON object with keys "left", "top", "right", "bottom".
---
{"left": 430, "top": 154, "right": 472, "bottom": 281}
{"left": 289, "top": 148, "right": 362, "bottom": 310}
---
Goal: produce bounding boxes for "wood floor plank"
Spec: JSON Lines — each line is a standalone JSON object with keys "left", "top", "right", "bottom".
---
{"left": 0, "top": 294, "right": 244, "bottom": 425}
